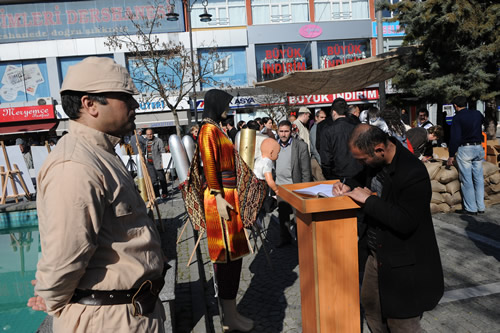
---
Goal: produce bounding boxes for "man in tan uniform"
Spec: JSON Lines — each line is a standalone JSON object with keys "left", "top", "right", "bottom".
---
{"left": 27, "top": 57, "right": 166, "bottom": 332}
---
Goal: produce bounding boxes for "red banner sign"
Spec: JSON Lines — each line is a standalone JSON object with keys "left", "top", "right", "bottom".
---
{"left": 288, "top": 89, "right": 379, "bottom": 105}
{"left": 0, "top": 104, "right": 55, "bottom": 123}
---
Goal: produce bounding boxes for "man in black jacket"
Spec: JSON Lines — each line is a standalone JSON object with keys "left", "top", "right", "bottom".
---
{"left": 319, "top": 98, "right": 363, "bottom": 180}
{"left": 333, "top": 124, "right": 444, "bottom": 332}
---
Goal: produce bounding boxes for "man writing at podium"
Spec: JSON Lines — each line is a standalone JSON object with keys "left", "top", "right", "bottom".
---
{"left": 333, "top": 124, "right": 444, "bottom": 333}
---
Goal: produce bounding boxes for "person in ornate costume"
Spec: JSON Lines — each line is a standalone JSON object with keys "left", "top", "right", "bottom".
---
{"left": 199, "top": 89, "right": 254, "bottom": 332}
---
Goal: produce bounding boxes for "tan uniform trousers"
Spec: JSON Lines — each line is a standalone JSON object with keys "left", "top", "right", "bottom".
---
{"left": 53, "top": 299, "right": 166, "bottom": 333}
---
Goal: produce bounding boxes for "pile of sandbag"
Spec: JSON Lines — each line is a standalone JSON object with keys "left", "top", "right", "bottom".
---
{"left": 426, "top": 161, "right": 500, "bottom": 214}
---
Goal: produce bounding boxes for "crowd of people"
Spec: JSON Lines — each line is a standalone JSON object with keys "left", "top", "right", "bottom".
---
{"left": 25, "top": 56, "right": 492, "bottom": 333}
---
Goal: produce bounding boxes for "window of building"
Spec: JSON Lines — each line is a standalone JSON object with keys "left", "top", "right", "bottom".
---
{"left": 198, "top": 47, "right": 248, "bottom": 90}
{"left": 191, "top": 0, "right": 247, "bottom": 28}
{"left": 317, "top": 39, "right": 370, "bottom": 69}
{"left": 251, "top": 0, "right": 309, "bottom": 25}
{"left": 255, "top": 42, "right": 312, "bottom": 82}
{"left": 315, "top": 0, "right": 369, "bottom": 21}
{"left": 127, "top": 56, "right": 183, "bottom": 93}
{"left": 0, "top": 59, "right": 50, "bottom": 103}
{"left": 382, "top": 0, "right": 399, "bottom": 18}
{"left": 59, "top": 55, "right": 113, "bottom": 84}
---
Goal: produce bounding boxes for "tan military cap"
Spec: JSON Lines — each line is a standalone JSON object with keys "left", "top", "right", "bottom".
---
{"left": 60, "top": 57, "right": 139, "bottom": 95}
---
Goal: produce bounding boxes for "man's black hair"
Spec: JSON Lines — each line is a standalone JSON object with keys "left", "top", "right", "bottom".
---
{"left": 61, "top": 91, "right": 109, "bottom": 120}
{"left": 246, "top": 120, "right": 260, "bottom": 130}
{"left": 223, "top": 117, "right": 235, "bottom": 127}
{"left": 350, "top": 125, "right": 389, "bottom": 157}
{"left": 254, "top": 117, "right": 262, "bottom": 125}
{"left": 451, "top": 96, "right": 467, "bottom": 108}
{"left": 418, "top": 108, "right": 429, "bottom": 117}
{"left": 278, "top": 120, "right": 292, "bottom": 129}
{"left": 331, "top": 97, "right": 348, "bottom": 116}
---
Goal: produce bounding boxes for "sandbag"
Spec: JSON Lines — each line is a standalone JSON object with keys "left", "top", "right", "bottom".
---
{"left": 442, "top": 191, "right": 461, "bottom": 206}
{"left": 436, "top": 165, "right": 459, "bottom": 184}
{"left": 489, "top": 172, "right": 500, "bottom": 185}
{"left": 430, "top": 203, "right": 442, "bottom": 214}
{"left": 441, "top": 193, "right": 452, "bottom": 205}
{"left": 487, "top": 193, "right": 500, "bottom": 205}
{"left": 431, "top": 180, "right": 447, "bottom": 193}
{"left": 485, "top": 185, "right": 495, "bottom": 195}
{"left": 483, "top": 161, "right": 499, "bottom": 177}
{"left": 489, "top": 182, "right": 500, "bottom": 193}
{"left": 438, "top": 203, "right": 451, "bottom": 213}
{"left": 431, "top": 192, "right": 444, "bottom": 204}
{"left": 450, "top": 203, "right": 463, "bottom": 211}
{"left": 425, "top": 162, "right": 442, "bottom": 180}
{"left": 446, "top": 180, "right": 461, "bottom": 195}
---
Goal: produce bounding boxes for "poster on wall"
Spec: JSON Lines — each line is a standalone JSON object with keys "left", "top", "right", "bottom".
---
{"left": 0, "top": 0, "right": 184, "bottom": 44}
{"left": 317, "top": 39, "right": 370, "bottom": 69}
{"left": 255, "top": 42, "right": 312, "bottom": 82}
{"left": 198, "top": 47, "right": 247, "bottom": 90}
{"left": 0, "top": 60, "right": 50, "bottom": 103}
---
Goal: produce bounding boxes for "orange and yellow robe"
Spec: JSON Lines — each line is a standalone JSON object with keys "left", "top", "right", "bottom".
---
{"left": 198, "top": 122, "right": 250, "bottom": 263}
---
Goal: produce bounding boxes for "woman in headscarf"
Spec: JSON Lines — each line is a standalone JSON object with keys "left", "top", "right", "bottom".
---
{"left": 198, "top": 89, "right": 253, "bottom": 332}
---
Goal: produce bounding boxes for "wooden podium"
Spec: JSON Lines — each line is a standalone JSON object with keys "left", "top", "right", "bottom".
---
{"left": 278, "top": 180, "right": 361, "bottom": 333}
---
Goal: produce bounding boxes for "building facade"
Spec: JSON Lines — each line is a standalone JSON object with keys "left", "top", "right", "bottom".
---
{"left": 0, "top": 0, "right": 384, "bottom": 140}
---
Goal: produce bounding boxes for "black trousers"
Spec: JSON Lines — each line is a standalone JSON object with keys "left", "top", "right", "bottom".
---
{"left": 278, "top": 199, "right": 293, "bottom": 241}
{"left": 146, "top": 163, "right": 168, "bottom": 197}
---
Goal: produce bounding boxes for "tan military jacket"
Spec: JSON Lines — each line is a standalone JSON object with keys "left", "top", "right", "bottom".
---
{"left": 35, "top": 121, "right": 165, "bottom": 332}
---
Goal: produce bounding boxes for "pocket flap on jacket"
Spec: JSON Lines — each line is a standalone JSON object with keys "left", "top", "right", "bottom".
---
{"left": 112, "top": 201, "right": 134, "bottom": 218}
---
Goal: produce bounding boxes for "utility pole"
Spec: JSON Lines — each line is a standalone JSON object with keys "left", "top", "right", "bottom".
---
{"left": 185, "top": 0, "right": 198, "bottom": 124}
{"left": 376, "top": 1, "right": 386, "bottom": 110}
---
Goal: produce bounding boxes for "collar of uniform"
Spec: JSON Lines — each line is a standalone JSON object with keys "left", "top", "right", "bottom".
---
{"left": 69, "top": 120, "right": 121, "bottom": 153}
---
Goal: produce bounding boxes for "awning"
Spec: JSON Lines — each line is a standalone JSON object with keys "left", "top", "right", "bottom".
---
{"left": 255, "top": 48, "right": 410, "bottom": 95}
{"left": 0, "top": 121, "right": 58, "bottom": 136}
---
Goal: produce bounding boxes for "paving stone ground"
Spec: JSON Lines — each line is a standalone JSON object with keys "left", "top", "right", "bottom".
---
{"left": 169, "top": 183, "right": 500, "bottom": 333}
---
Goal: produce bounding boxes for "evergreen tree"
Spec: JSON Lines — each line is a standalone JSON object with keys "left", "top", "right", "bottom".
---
{"left": 386, "top": 0, "right": 499, "bottom": 104}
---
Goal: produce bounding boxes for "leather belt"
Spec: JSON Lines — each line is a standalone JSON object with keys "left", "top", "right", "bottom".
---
{"left": 460, "top": 142, "right": 482, "bottom": 146}
{"left": 70, "top": 275, "right": 164, "bottom": 306}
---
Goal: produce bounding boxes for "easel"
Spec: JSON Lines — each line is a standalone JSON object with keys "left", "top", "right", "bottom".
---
{"left": 134, "top": 131, "right": 164, "bottom": 232}
{"left": 0, "top": 141, "right": 32, "bottom": 204}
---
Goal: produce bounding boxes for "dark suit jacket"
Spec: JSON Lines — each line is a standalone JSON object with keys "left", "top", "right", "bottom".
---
{"left": 347, "top": 139, "right": 444, "bottom": 318}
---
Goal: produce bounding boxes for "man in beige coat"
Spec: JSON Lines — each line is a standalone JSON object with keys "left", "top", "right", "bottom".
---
{"left": 27, "top": 57, "right": 166, "bottom": 332}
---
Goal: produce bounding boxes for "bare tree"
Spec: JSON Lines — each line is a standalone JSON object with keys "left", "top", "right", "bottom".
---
{"left": 254, "top": 88, "right": 297, "bottom": 123}
{"left": 105, "top": 1, "right": 227, "bottom": 136}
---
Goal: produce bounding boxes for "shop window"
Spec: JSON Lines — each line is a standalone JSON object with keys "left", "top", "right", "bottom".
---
{"left": 252, "top": 0, "right": 309, "bottom": 25}
{"left": 0, "top": 59, "right": 50, "bottom": 103}
{"left": 255, "top": 42, "right": 312, "bottom": 82}
{"left": 198, "top": 47, "right": 248, "bottom": 90}
{"left": 317, "top": 39, "right": 370, "bottom": 69}
{"left": 315, "top": 0, "right": 369, "bottom": 21}
{"left": 127, "top": 55, "right": 183, "bottom": 94}
{"left": 383, "top": 0, "right": 399, "bottom": 18}
{"left": 191, "top": 0, "right": 247, "bottom": 28}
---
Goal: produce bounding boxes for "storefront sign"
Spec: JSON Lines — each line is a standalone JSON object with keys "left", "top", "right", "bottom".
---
{"left": 0, "top": 0, "right": 184, "bottom": 43}
{"left": 299, "top": 24, "right": 322, "bottom": 38}
{"left": 255, "top": 43, "right": 312, "bottom": 82}
{"left": 137, "top": 96, "right": 189, "bottom": 113}
{"left": 197, "top": 96, "right": 260, "bottom": 111}
{"left": 318, "top": 40, "right": 370, "bottom": 69}
{"left": 1, "top": 104, "right": 55, "bottom": 122}
{"left": 372, "top": 21, "right": 405, "bottom": 37}
{"left": 288, "top": 89, "right": 379, "bottom": 105}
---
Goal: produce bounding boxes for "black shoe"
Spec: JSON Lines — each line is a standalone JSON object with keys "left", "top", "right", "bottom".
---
{"left": 455, "top": 209, "right": 477, "bottom": 215}
{"left": 478, "top": 210, "right": 485, "bottom": 214}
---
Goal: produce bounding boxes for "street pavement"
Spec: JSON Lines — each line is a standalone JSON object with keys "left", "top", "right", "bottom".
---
{"left": 166, "top": 182, "right": 500, "bottom": 333}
